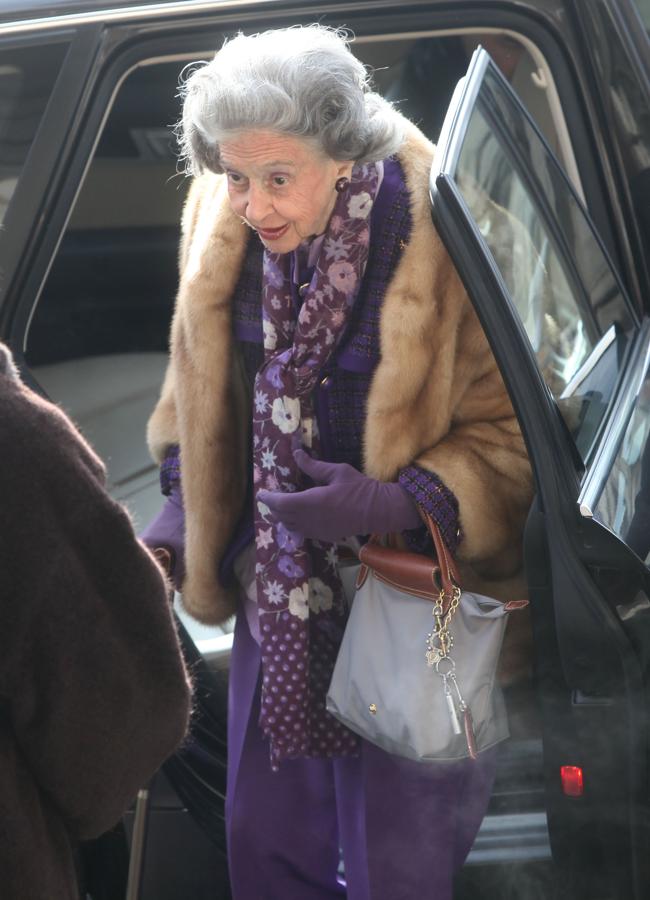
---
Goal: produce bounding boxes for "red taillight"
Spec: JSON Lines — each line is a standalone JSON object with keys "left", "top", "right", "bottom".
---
{"left": 561, "top": 765, "right": 584, "bottom": 797}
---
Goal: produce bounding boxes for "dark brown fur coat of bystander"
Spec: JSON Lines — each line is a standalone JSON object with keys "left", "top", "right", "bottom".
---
{"left": 0, "top": 343, "right": 191, "bottom": 900}
{"left": 148, "top": 116, "right": 534, "bottom": 682}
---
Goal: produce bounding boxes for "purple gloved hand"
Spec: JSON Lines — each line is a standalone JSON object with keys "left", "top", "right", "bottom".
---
{"left": 139, "top": 483, "right": 186, "bottom": 589}
{"left": 257, "top": 450, "right": 422, "bottom": 543}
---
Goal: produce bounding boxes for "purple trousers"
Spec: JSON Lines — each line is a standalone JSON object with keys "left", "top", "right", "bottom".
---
{"left": 226, "top": 612, "right": 498, "bottom": 899}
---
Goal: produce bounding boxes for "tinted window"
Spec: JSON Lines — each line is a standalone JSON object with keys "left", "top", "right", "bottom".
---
{"left": 631, "top": 0, "right": 650, "bottom": 31}
{"left": 445, "top": 60, "right": 636, "bottom": 460}
{"left": 0, "top": 39, "right": 69, "bottom": 222}
{"left": 595, "top": 354, "right": 650, "bottom": 564}
{"left": 25, "top": 59, "right": 185, "bottom": 533}
{"left": 580, "top": 1, "right": 650, "bottom": 269}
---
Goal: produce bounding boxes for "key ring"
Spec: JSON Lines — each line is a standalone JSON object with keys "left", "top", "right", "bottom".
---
{"left": 435, "top": 656, "right": 456, "bottom": 677}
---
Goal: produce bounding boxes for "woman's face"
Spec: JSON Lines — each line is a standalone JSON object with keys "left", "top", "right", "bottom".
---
{"left": 220, "top": 130, "right": 352, "bottom": 254}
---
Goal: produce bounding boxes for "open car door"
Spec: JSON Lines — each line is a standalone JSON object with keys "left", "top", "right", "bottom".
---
{"left": 431, "top": 48, "right": 650, "bottom": 900}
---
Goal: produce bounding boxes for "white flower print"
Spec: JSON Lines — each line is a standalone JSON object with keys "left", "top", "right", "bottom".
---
{"left": 261, "top": 448, "right": 277, "bottom": 470}
{"left": 324, "top": 235, "right": 348, "bottom": 261}
{"left": 308, "top": 577, "right": 334, "bottom": 613}
{"left": 288, "top": 583, "right": 309, "bottom": 620}
{"left": 347, "top": 191, "right": 372, "bottom": 219}
{"left": 257, "top": 500, "right": 272, "bottom": 521}
{"left": 264, "top": 580, "right": 286, "bottom": 606}
{"left": 255, "top": 390, "right": 269, "bottom": 413}
{"left": 256, "top": 526, "right": 274, "bottom": 550}
{"left": 271, "top": 396, "right": 300, "bottom": 434}
{"left": 263, "top": 319, "right": 278, "bottom": 350}
{"left": 325, "top": 546, "right": 339, "bottom": 569}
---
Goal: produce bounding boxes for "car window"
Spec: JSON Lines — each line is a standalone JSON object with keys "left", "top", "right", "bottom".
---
{"left": 579, "top": 0, "right": 650, "bottom": 291}
{"left": 440, "top": 58, "right": 636, "bottom": 461}
{"left": 26, "top": 60, "right": 185, "bottom": 526}
{"left": 631, "top": 0, "right": 650, "bottom": 30}
{"left": 0, "top": 39, "right": 70, "bottom": 223}
{"left": 594, "top": 353, "right": 650, "bottom": 565}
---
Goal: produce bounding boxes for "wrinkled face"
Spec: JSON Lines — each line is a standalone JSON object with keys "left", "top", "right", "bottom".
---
{"left": 220, "top": 130, "right": 352, "bottom": 254}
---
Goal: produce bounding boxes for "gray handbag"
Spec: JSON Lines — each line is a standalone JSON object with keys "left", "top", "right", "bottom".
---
{"left": 327, "top": 514, "right": 527, "bottom": 762}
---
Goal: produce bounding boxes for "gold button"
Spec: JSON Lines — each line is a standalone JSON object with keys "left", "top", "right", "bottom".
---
{"left": 320, "top": 375, "right": 332, "bottom": 388}
{"left": 369, "top": 703, "right": 377, "bottom": 715}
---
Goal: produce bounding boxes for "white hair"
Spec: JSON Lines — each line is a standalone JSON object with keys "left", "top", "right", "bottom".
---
{"left": 178, "top": 24, "right": 404, "bottom": 174}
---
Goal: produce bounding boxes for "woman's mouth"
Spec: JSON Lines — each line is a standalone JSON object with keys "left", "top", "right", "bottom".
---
{"left": 256, "top": 224, "right": 290, "bottom": 241}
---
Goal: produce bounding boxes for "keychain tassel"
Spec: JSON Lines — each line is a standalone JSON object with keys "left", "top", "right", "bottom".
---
{"left": 463, "top": 707, "right": 478, "bottom": 760}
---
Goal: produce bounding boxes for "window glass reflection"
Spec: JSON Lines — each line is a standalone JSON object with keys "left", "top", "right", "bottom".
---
{"left": 452, "top": 62, "right": 635, "bottom": 459}
{"left": 596, "top": 362, "right": 650, "bottom": 565}
{"left": 0, "top": 40, "right": 69, "bottom": 222}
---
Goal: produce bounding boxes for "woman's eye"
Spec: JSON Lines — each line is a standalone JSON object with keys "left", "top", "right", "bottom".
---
{"left": 227, "top": 173, "right": 246, "bottom": 186}
{"left": 272, "top": 175, "right": 288, "bottom": 187}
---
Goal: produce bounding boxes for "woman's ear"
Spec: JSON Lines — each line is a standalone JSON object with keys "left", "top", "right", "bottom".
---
{"left": 335, "top": 160, "right": 354, "bottom": 180}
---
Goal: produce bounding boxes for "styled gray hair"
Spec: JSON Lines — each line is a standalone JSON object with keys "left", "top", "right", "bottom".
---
{"left": 178, "top": 25, "right": 404, "bottom": 175}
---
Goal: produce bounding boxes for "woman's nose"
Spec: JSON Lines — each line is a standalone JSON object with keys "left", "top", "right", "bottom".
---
{"left": 246, "top": 182, "right": 272, "bottom": 223}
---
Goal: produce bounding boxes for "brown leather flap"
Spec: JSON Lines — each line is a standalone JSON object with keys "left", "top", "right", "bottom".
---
{"left": 358, "top": 540, "right": 442, "bottom": 603}
{"left": 355, "top": 511, "right": 461, "bottom": 611}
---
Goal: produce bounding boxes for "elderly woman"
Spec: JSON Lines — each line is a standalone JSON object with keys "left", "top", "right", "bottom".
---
{"left": 142, "top": 25, "right": 532, "bottom": 900}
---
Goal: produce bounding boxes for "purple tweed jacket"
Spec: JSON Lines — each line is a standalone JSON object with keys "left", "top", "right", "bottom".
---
{"left": 160, "top": 158, "right": 460, "bottom": 578}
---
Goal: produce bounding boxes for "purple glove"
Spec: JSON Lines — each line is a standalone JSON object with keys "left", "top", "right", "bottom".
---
{"left": 139, "top": 483, "right": 186, "bottom": 589}
{"left": 257, "top": 450, "right": 422, "bottom": 543}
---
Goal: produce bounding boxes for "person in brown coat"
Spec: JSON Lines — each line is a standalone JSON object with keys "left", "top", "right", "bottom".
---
{"left": 0, "top": 341, "right": 192, "bottom": 900}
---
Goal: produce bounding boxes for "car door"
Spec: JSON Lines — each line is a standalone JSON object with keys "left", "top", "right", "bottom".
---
{"left": 431, "top": 47, "right": 650, "bottom": 900}
{"left": 0, "top": 23, "right": 102, "bottom": 345}
{"left": 570, "top": 0, "right": 650, "bottom": 299}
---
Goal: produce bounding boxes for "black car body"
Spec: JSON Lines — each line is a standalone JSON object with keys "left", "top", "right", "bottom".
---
{"left": 1, "top": 2, "right": 648, "bottom": 898}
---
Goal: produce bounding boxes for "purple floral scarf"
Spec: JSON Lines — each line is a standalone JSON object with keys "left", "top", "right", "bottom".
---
{"left": 253, "top": 161, "right": 382, "bottom": 768}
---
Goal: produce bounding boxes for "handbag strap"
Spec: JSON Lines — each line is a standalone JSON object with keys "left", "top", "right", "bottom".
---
{"left": 421, "top": 511, "right": 461, "bottom": 602}
{"left": 357, "top": 511, "right": 461, "bottom": 613}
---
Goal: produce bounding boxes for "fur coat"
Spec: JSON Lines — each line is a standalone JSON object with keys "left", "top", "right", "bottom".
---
{"left": 0, "top": 343, "right": 191, "bottom": 900}
{"left": 148, "top": 118, "right": 533, "bottom": 639}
